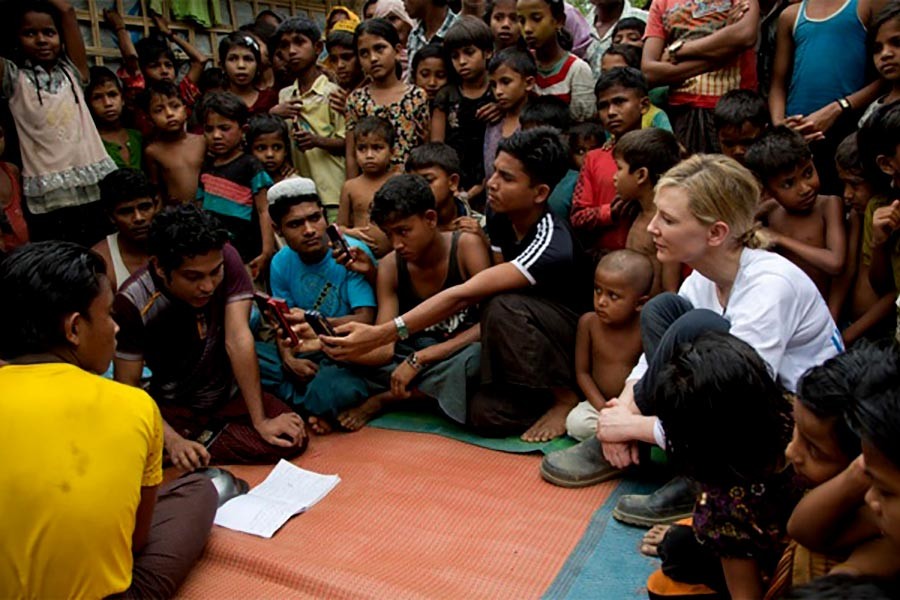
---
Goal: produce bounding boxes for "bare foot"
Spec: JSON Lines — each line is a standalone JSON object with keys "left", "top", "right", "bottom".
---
{"left": 337, "top": 396, "right": 384, "bottom": 431}
{"left": 308, "top": 415, "right": 333, "bottom": 435}
{"left": 521, "top": 388, "right": 577, "bottom": 443}
{"left": 640, "top": 524, "right": 670, "bottom": 557}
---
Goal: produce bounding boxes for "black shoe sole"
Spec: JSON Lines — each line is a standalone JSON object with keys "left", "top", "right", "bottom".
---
{"left": 539, "top": 462, "right": 624, "bottom": 488}
{"left": 611, "top": 506, "right": 694, "bottom": 528}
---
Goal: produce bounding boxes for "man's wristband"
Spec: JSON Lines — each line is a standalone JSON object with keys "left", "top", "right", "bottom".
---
{"left": 405, "top": 352, "right": 422, "bottom": 370}
{"left": 394, "top": 316, "right": 410, "bottom": 340}
{"left": 837, "top": 97, "right": 852, "bottom": 112}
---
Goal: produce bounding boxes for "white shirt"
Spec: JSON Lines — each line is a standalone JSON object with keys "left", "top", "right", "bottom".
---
{"left": 629, "top": 248, "right": 843, "bottom": 393}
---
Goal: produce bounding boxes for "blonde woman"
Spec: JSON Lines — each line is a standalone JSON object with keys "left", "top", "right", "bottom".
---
{"left": 542, "top": 155, "right": 843, "bottom": 519}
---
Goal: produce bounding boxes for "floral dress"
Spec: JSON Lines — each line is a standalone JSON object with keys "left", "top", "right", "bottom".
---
{"left": 345, "top": 84, "right": 429, "bottom": 168}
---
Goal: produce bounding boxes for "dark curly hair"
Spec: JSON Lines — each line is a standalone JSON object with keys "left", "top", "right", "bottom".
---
{"left": 147, "top": 205, "right": 231, "bottom": 274}
{"left": 654, "top": 332, "right": 793, "bottom": 484}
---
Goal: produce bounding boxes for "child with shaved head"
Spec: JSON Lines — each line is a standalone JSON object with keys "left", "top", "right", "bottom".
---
{"left": 567, "top": 249, "right": 653, "bottom": 441}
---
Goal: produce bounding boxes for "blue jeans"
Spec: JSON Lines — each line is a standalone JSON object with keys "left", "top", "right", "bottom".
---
{"left": 633, "top": 293, "right": 730, "bottom": 415}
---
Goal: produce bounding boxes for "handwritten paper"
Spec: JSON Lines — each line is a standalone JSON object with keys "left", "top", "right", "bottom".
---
{"left": 214, "top": 460, "right": 340, "bottom": 538}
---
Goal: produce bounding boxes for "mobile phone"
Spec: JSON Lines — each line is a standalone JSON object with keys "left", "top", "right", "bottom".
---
{"left": 305, "top": 309, "right": 337, "bottom": 337}
{"left": 253, "top": 292, "right": 300, "bottom": 346}
{"left": 326, "top": 224, "right": 352, "bottom": 259}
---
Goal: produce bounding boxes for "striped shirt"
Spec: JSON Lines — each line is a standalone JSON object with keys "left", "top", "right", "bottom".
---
{"left": 198, "top": 153, "right": 273, "bottom": 262}
{"left": 535, "top": 53, "right": 596, "bottom": 122}
{"left": 487, "top": 209, "right": 591, "bottom": 312}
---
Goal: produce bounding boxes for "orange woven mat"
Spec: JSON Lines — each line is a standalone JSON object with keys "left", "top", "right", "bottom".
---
{"left": 176, "top": 427, "right": 617, "bottom": 599}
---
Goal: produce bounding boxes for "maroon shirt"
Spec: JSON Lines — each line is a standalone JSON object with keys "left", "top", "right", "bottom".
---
{"left": 113, "top": 244, "right": 253, "bottom": 412}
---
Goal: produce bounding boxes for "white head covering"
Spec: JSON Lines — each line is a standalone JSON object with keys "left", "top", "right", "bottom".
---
{"left": 374, "top": 0, "right": 416, "bottom": 29}
{"left": 267, "top": 177, "right": 319, "bottom": 205}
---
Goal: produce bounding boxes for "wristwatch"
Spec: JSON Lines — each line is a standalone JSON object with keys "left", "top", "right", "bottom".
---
{"left": 405, "top": 352, "right": 422, "bottom": 371}
{"left": 667, "top": 39, "right": 685, "bottom": 63}
{"left": 394, "top": 316, "right": 410, "bottom": 340}
{"left": 837, "top": 97, "right": 852, "bottom": 112}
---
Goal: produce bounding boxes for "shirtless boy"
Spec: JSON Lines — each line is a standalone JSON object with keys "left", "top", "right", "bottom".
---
{"left": 565, "top": 250, "right": 652, "bottom": 441}
{"left": 745, "top": 126, "right": 847, "bottom": 298}
{"left": 613, "top": 129, "right": 682, "bottom": 295}
{"left": 337, "top": 116, "right": 395, "bottom": 256}
{"left": 143, "top": 81, "right": 207, "bottom": 205}
{"left": 407, "top": 142, "right": 484, "bottom": 237}
{"left": 91, "top": 168, "right": 160, "bottom": 290}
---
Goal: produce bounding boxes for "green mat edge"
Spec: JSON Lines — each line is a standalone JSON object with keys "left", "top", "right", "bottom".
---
{"left": 368, "top": 410, "right": 577, "bottom": 455}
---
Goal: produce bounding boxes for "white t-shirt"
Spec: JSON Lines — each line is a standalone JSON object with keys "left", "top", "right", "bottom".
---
{"left": 629, "top": 248, "right": 843, "bottom": 393}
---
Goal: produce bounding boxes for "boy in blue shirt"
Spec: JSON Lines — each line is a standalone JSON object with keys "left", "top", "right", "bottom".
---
{"left": 257, "top": 177, "right": 377, "bottom": 433}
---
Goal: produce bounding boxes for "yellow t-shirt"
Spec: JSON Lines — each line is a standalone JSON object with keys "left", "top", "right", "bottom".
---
{"left": 0, "top": 363, "right": 163, "bottom": 599}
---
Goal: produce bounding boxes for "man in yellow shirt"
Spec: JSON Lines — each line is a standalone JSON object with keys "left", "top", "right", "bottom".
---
{"left": 0, "top": 241, "right": 217, "bottom": 598}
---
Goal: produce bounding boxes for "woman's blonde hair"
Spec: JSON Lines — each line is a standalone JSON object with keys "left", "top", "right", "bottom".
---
{"left": 656, "top": 154, "right": 768, "bottom": 249}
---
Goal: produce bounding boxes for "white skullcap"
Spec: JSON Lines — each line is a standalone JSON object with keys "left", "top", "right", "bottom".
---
{"left": 267, "top": 177, "right": 319, "bottom": 205}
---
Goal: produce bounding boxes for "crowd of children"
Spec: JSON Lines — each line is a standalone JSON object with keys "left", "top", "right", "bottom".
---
{"left": 3, "top": 0, "right": 900, "bottom": 596}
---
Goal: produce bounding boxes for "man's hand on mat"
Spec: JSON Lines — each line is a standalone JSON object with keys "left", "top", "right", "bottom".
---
{"left": 390, "top": 361, "right": 418, "bottom": 399}
{"left": 601, "top": 441, "right": 639, "bottom": 469}
{"left": 255, "top": 413, "right": 307, "bottom": 447}
{"left": 167, "top": 434, "right": 211, "bottom": 471}
{"left": 320, "top": 321, "right": 389, "bottom": 359}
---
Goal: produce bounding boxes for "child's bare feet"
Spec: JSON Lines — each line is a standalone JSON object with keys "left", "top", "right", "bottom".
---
{"left": 337, "top": 396, "right": 384, "bottom": 431}
{"left": 640, "top": 524, "right": 671, "bottom": 557}
{"left": 521, "top": 389, "right": 577, "bottom": 442}
{"left": 308, "top": 415, "right": 333, "bottom": 435}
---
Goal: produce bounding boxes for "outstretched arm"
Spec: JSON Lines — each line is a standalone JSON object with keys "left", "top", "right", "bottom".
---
{"left": 104, "top": 9, "right": 140, "bottom": 76}
{"left": 50, "top": 0, "right": 88, "bottom": 80}
{"left": 151, "top": 9, "right": 207, "bottom": 83}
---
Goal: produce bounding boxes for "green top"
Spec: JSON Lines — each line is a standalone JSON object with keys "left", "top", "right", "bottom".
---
{"left": 102, "top": 129, "right": 143, "bottom": 171}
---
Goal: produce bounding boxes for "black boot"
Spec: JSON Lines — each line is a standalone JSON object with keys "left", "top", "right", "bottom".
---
{"left": 612, "top": 476, "right": 698, "bottom": 527}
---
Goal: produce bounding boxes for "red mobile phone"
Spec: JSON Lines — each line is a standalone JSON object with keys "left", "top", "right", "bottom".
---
{"left": 326, "top": 224, "right": 353, "bottom": 259}
{"left": 253, "top": 292, "right": 300, "bottom": 346}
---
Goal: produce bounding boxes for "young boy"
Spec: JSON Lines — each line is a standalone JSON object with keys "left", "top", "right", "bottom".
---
{"left": 432, "top": 17, "right": 497, "bottom": 205}
{"left": 483, "top": 48, "right": 536, "bottom": 182}
{"left": 611, "top": 17, "right": 646, "bottom": 47}
{"left": 565, "top": 250, "right": 652, "bottom": 442}
{"left": 91, "top": 169, "right": 160, "bottom": 290}
{"left": 407, "top": 142, "right": 483, "bottom": 233}
{"left": 520, "top": 97, "right": 578, "bottom": 221}
{"left": 338, "top": 116, "right": 395, "bottom": 256}
{"left": 0, "top": 242, "right": 216, "bottom": 598}
{"left": 599, "top": 48, "right": 673, "bottom": 133}
{"left": 830, "top": 133, "right": 896, "bottom": 344}
{"left": 197, "top": 92, "right": 275, "bottom": 278}
{"left": 713, "top": 89, "right": 771, "bottom": 165}
{"left": 321, "top": 128, "right": 592, "bottom": 443}
{"left": 325, "top": 20, "right": 364, "bottom": 116}
{"left": 104, "top": 8, "right": 207, "bottom": 136}
{"left": 143, "top": 81, "right": 207, "bottom": 205}
{"left": 571, "top": 67, "right": 650, "bottom": 257}
{"left": 257, "top": 178, "right": 376, "bottom": 435}
{"left": 787, "top": 345, "right": 900, "bottom": 581}
{"left": 614, "top": 128, "right": 683, "bottom": 295}
{"left": 335, "top": 174, "right": 492, "bottom": 430}
{"left": 271, "top": 17, "right": 347, "bottom": 223}
{"left": 86, "top": 67, "right": 142, "bottom": 170}
{"left": 849, "top": 346, "right": 900, "bottom": 558}
{"left": 248, "top": 114, "right": 296, "bottom": 184}
{"left": 745, "top": 127, "right": 847, "bottom": 299}
{"left": 405, "top": 0, "right": 460, "bottom": 69}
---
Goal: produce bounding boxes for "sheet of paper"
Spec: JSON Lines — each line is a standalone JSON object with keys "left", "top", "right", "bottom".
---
{"left": 213, "top": 460, "right": 340, "bottom": 538}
